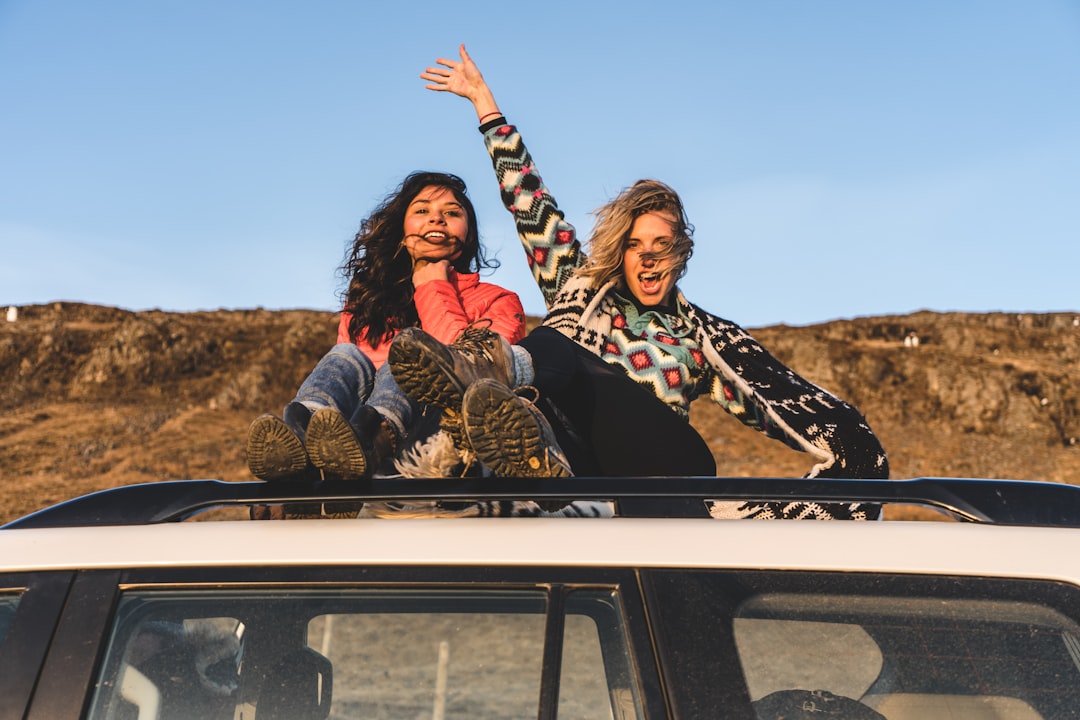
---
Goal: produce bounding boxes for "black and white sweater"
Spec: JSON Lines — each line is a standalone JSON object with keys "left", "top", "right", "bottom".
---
{"left": 481, "top": 120, "right": 888, "bottom": 517}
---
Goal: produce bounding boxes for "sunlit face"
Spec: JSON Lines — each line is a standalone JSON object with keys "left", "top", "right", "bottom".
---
{"left": 402, "top": 185, "right": 469, "bottom": 263}
{"left": 622, "top": 211, "right": 678, "bottom": 306}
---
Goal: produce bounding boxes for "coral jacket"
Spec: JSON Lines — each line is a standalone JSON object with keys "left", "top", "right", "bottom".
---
{"left": 337, "top": 270, "right": 527, "bottom": 369}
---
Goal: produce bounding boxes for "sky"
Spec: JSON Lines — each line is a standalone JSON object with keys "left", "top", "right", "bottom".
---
{"left": 2, "top": 0, "right": 1079, "bottom": 328}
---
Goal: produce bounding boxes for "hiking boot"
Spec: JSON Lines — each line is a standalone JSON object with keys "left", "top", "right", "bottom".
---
{"left": 389, "top": 326, "right": 515, "bottom": 414}
{"left": 246, "top": 402, "right": 312, "bottom": 481}
{"left": 462, "top": 379, "right": 572, "bottom": 478}
{"left": 306, "top": 406, "right": 398, "bottom": 480}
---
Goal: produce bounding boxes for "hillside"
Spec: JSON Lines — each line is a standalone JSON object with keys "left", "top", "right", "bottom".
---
{"left": 1, "top": 302, "right": 1077, "bottom": 524}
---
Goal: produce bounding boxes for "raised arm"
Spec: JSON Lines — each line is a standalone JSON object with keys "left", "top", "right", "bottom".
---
{"left": 422, "top": 45, "right": 584, "bottom": 308}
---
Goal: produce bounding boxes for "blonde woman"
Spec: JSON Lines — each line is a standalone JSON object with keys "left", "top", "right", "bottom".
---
{"left": 391, "top": 47, "right": 888, "bottom": 519}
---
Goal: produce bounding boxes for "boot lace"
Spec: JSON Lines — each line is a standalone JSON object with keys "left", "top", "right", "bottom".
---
{"left": 450, "top": 320, "right": 501, "bottom": 364}
{"left": 513, "top": 385, "right": 542, "bottom": 406}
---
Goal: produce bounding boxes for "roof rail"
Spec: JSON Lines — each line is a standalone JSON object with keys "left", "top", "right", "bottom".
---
{"left": 4, "top": 476, "right": 1080, "bottom": 530}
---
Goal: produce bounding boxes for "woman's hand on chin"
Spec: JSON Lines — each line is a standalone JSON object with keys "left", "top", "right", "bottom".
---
{"left": 411, "top": 258, "right": 452, "bottom": 286}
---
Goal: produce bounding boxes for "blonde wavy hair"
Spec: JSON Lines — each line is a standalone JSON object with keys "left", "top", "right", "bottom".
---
{"left": 576, "top": 179, "right": 694, "bottom": 289}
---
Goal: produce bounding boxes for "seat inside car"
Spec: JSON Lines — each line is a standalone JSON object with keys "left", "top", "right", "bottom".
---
{"left": 255, "top": 646, "right": 333, "bottom": 720}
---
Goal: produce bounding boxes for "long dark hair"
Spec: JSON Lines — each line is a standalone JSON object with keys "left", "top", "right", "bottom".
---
{"left": 340, "top": 171, "right": 495, "bottom": 347}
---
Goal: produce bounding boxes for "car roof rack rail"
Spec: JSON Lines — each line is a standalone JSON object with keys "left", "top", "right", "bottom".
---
{"left": 4, "top": 476, "right": 1080, "bottom": 529}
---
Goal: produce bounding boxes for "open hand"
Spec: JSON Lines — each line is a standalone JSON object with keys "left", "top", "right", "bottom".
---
{"left": 420, "top": 44, "right": 500, "bottom": 121}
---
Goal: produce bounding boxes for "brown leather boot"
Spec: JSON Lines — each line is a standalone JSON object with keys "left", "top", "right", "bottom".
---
{"left": 305, "top": 406, "right": 398, "bottom": 480}
{"left": 246, "top": 402, "right": 313, "bottom": 481}
{"left": 389, "top": 326, "right": 515, "bottom": 415}
{"left": 462, "top": 379, "right": 572, "bottom": 478}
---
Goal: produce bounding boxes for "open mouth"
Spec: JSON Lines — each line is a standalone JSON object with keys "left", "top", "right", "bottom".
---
{"left": 421, "top": 231, "right": 458, "bottom": 246}
{"left": 638, "top": 271, "right": 664, "bottom": 294}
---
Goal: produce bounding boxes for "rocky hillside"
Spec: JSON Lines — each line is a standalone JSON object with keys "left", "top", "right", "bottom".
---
{"left": 1, "top": 302, "right": 1077, "bottom": 524}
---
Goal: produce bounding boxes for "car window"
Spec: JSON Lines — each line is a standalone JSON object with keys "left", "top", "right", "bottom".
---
{"left": 735, "top": 593, "right": 1080, "bottom": 720}
{"left": 86, "top": 586, "right": 642, "bottom": 720}
{"left": 308, "top": 610, "right": 544, "bottom": 717}
{"left": 642, "top": 569, "right": 1080, "bottom": 719}
{"left": 0, "top": 591, "right": 21, "bottom": 648}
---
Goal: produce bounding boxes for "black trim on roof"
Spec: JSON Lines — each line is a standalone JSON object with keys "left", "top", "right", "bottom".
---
{"left": 4, "top": 476, "right": 1080, "bottom": 529}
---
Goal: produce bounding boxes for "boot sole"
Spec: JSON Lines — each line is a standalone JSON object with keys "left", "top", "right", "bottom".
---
{"left": 463, "top": 380, "right": 554, "bottom": 478}
{"left": 246, "top": 414, "right": 309, "bottom": 481}
{"left": 306, "top": 407, "right": 370, "bottom": 480}
{"left": 389, "top": 330, "right": 466, "bottom": 411}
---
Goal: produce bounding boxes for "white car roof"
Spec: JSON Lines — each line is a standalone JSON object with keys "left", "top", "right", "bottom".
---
{"left": 5, "top": 476, "right": 1080, "bottom": 584}
{"left": 4, "top": 517, "right": 1080, "bottom": 584}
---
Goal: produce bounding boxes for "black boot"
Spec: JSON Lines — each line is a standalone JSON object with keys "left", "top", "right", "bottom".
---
{"left": 306, "top": 405, "right": 399, "bottom": 480}
{"left": 246, "top": 402, "right": 313, "bottom": 481}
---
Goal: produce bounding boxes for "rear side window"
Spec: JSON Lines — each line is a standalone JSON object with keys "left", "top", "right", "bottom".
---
{"left": 645, "top": 570, "right": 1080, "bottom": 720}
{"left": 736, "top": 594, "right": 1080, "bottom": 719}
{"left": 86, "top": 586, "right": 643, "bottom": 720}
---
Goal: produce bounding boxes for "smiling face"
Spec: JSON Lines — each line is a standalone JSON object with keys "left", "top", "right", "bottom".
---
{"left": 622, "top": 211, "right": 679, "bottom": 306}
{"left": 401, "top": 185, "right": 469, "bottom": 263}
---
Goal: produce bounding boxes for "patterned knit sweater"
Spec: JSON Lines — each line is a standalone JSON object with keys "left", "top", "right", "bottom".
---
{"left": 482, "top": 120, "right": 889, "bottom": 492}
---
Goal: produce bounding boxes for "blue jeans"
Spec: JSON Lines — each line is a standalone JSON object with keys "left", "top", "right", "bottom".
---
{"left": 292, "top": 343, "right": 421, "bottom": 443}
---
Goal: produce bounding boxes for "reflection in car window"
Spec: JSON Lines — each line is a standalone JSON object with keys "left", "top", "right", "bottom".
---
{"left": 87, "top": 586, "right": 641, "bottom": 720}
{"left": 736, "top": 593, "right": 1080, "bottom": 720}
{"left": 0, "top": 591, "right": 21, "bottom": 648}
{"left": 309, "top": 611, "right": 545, "bottom": 717}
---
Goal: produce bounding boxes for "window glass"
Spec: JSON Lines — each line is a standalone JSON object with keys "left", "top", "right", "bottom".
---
{"left": 736, "top": 593, "right": 1080, "bottom": 720}
{"left": 561, "top": 590, "right": 644, "bottom": 720}
{"left": 0, "top": 591, "right": 21, "bottom": 647}
{"left": 308, "top": 610, "right": 545, "bottom": 718}
{"left": 87, "top": 586, "right": 641, "bottom": 720}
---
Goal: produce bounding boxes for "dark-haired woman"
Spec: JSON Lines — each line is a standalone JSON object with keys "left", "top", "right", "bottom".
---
{"left": 246, "top": 172, "right": 527, "bottom": 481}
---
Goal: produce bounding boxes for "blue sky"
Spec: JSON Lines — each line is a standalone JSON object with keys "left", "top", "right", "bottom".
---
{"left": 2, "top": 0, "right": 1078, "bottom": 328}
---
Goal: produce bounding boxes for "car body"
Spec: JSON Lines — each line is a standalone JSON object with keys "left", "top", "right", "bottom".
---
{"left": 3, "top": 476, "right": 1080, "bottom": 719}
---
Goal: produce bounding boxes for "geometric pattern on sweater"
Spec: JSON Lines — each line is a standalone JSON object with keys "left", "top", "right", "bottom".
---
{"left": 482, "top": 121, "right": 889, "bottom": 483}
{"left": 601, "top": 312, "right": 704, "bottom": 417}
{"left": 553, "top": 273, "right": 890, "bottom": 481}
{"left": 688, "top": 292, "right": 888, "bottom": 480}
{"left": 486, "top": 124, "right": 583, "bottom": 307}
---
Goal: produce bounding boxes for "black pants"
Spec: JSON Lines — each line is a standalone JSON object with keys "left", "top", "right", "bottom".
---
{"left": 519, "top": 327, "right": 716, "bottom": 477}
